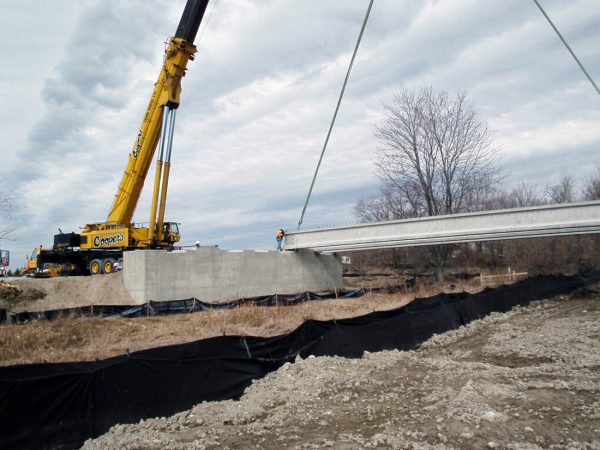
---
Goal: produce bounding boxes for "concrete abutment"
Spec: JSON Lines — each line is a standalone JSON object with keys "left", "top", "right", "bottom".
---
{"left": 123, "top": 248, "right": 343, "bottom": 303}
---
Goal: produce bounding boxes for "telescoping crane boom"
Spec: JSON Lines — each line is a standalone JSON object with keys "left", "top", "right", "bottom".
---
{"left": 38, "top": 0, "right": 210, "bottom": 276}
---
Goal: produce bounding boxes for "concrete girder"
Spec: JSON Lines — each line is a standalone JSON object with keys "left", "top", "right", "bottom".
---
{"left": 285, "top": 201, "right": 600, "bottom": 253}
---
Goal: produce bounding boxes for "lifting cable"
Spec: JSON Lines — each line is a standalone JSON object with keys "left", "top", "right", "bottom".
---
{"left": 532, "top": 0, "right": 600, "bottom": 96}
{"left": 297, "top": 0, "right": 375, "bottom": 229}
{"left": 197, "top": 0, "right": 219, "bottom": 44}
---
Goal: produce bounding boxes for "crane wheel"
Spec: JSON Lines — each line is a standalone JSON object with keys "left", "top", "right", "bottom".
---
{"left": 89, "top": 259, "right": 102, "bottom": 275}
{"left": 43, "top": 263, "right": 54, "bottom": 271}
{"left": 102, "top": 258, "right": 116, "bottom": 274}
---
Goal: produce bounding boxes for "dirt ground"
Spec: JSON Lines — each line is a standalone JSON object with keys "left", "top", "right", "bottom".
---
{"left": 82, "top": 290, "right": 600, "bottom": 450}
{"left": 0, "top": 272, "right": 135, "bottom": 311}
{"left": 0, "top": 271, "right": 465, "bottom": 313}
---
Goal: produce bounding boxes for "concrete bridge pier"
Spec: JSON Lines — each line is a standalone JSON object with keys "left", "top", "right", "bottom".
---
{"left": 123, "top": 247, "right": 343, "bottom": 304}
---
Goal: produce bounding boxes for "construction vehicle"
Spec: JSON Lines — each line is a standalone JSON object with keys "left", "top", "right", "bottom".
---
{"left": 19, "top": 247, "right": 62, "bottom": 278}
{"left": 20, "top": 246, "right": 46, "bottom": 276}
{"left": 23, "top": 248, "right": 39, "bottom": 274}
{"left": 36, "top": 0, "right": 210, "bottom": 276}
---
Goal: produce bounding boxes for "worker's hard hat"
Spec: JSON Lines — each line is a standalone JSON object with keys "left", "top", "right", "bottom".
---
{"left": 195, "top": 241, "right": 200, "bottom": 245}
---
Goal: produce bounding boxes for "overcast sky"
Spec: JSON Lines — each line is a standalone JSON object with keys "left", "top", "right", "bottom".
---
{"left": 1, "top": 0, "right": 599, "bottom": 269}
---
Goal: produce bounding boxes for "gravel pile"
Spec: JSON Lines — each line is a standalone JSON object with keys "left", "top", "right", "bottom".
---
{"left": 83, "top": 293, "right": 600, "bottom": 449}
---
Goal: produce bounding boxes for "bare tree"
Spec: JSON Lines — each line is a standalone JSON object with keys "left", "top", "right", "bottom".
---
{"left": 582, "top": 167, "right": 600, "bottom": 200}
{"left": 354, "top": 188, "right": 406, "bottom": 223}
{"left": 0, "top": 183, "right": 15, "bottom": 241}
{"left": 374, "top": 87, "right": 500, "bottom": 216}
{"left": 493, "top": 179, "right": 595, "bottom": 274}
{"left": 491, "top": 181, "right": 545, "bottom": 209}
{"left": 358, "top": 87, "right": 502, "bottom": 281}
{"left": 546, "top": 175, "right": 575, "bottom": 204}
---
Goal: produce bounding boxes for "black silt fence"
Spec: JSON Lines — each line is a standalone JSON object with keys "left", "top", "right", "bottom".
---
{"left": 0, "top": 271, "right": 598, "bottom": 449}
{"left": 3, "top": 288, "right": 366, "bottom": 324}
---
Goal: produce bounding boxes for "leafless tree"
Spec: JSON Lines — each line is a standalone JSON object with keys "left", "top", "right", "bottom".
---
{"left": 354, "top": 189, "right": 406, "bottom": 223}
{"left": 0, "top": 202, "right": 14, "bottom": 241}
{"left": 582, "top": 167, "right": 600, "bottom": 201}
{"left": 358, "top": 87, "right": 502, "bottom": 280}
{"left": 546, "top": 175, "right": 575, "bottom": 204}
{"left": 0, "top": 178, "right": 15, "bottom": 241}
{"left": 494, "top": 181, "right": 545, "bottom": 209}
{"left": 373, "top": 87, "right": 501, "bottom": 216}
{"left": 494, "top": 179, "right": 596, "bottom": 274}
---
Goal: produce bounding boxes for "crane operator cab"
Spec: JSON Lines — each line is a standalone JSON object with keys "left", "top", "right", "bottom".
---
{"left": 162, "top": 222, "right": 180, "bottom": 246}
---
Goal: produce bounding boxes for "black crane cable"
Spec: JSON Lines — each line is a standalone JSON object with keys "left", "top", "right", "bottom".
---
{"left": 532, "top": 0, "right": 600, "bottom": 96}
{"left": 297, "top": 0, "right": 375, "bottom": 230}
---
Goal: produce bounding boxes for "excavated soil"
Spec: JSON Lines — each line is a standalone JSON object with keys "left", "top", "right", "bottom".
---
{"left": 0, "top": 273, "right": 466, "bottom": 312}
{"left": 0, "top": 281, "right": 46, "bottom": 303}
{"left": 83, "top": 291, "right": 600, "bottom": 450}
{"left": 0, "top": 273, "right": 135, "bottom": 311}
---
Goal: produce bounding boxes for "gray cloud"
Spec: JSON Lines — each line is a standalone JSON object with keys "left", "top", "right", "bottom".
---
{"left": 21, "top": 1, "right": 165, "bottom": 162}
{"left": 2, "top": 0, "right": 599, "bottom": 270}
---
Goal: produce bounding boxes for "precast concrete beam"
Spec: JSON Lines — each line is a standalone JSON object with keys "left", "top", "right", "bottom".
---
{"left": 285, "top": 201, "right": 600, "bottom": 253}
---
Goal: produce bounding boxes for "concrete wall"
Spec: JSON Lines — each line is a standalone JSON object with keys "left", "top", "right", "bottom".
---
{"left": 123, "top": 247, "right": 343, "bottom": 303}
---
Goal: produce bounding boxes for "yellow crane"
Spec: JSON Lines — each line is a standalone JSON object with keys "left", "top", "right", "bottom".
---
{"left": 38, "top": 0, "right": 210, "bottom": 275}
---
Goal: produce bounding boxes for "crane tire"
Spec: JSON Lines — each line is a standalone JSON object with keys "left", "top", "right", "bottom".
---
{"left": 89, "top": 259, "right": 102, "bottom": 276}
{"left": 102, "top": 258, "right": 116, "bottom": 274}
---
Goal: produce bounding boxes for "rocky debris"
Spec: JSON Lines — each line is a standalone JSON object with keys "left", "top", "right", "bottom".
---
{"left": 83, "top": 294, "right": 600, "bottom": 449}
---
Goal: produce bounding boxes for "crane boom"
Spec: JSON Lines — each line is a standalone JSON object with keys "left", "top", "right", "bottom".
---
{"left": 107, "top": 0, "right": 209, "bottom": 226}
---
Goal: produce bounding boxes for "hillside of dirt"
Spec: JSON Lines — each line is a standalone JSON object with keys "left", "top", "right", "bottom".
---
{"left": 0, "top": 272, "right": 135, "bottom": 311}
{"left": 0, "top": 271, "right": 463, "bottom": 313}
{"left": 83, "top": 290, "right": 600, "bottom": 450}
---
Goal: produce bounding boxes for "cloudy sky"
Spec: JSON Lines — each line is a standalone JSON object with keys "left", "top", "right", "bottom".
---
{"left": 1, "top": 0, "right": 599, "bottom": 269}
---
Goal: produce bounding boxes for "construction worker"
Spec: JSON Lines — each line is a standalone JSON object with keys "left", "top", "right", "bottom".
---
{"left": 276, "top": 228, "right": 285, "bottom": 251}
